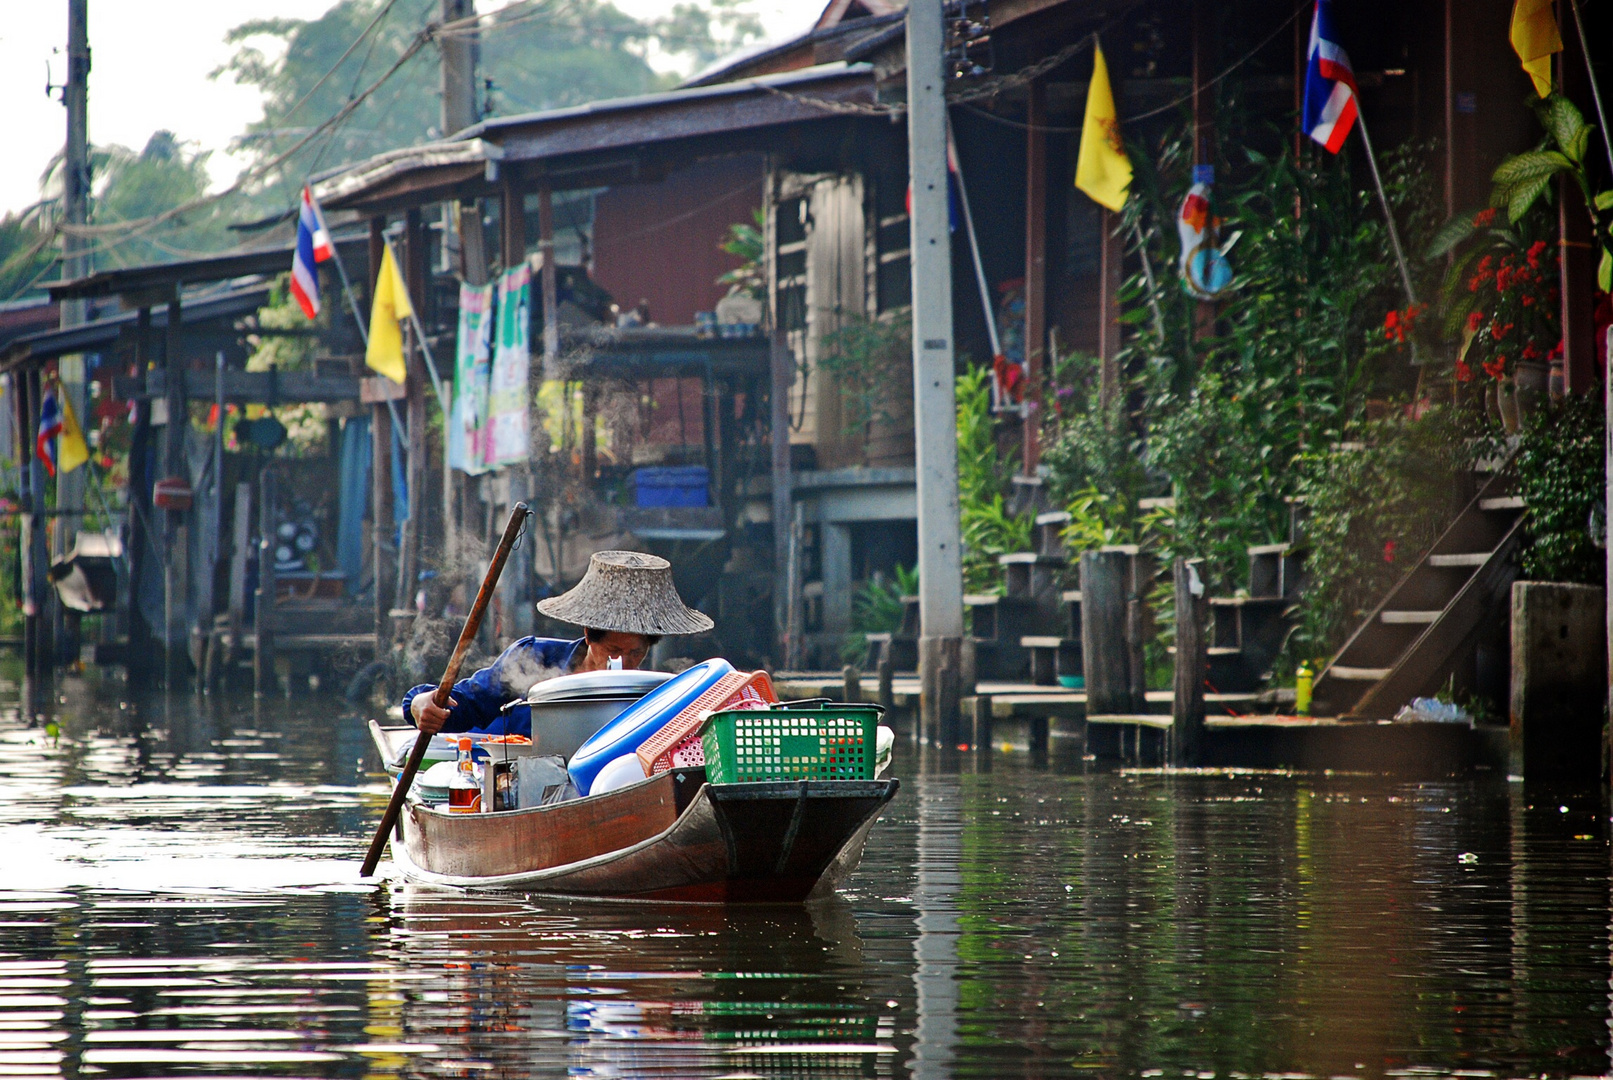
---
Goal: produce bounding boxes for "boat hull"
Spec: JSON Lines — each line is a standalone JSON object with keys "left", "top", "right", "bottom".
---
{"left": 374, "top": 724, "right": 896, "bottom": 901}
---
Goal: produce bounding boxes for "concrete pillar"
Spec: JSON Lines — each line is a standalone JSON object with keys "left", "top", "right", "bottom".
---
{"left": 820, "top": 521, "right": 853, "bottom": 636}
{"left": 1510, "top": 582, "right": 1606, "bottom": 780}
{"left": 906, "top": 0, "right": 965, "bottom": 741}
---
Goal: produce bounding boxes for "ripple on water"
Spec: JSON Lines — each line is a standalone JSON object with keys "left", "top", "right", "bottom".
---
{"left": 0, "top": 683, "right": 1606, "bottom": 1077}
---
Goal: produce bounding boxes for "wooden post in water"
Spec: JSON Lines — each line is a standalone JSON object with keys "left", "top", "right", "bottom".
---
{"left": 971, "top": 693, "right": 993, "bottom": 752}
{"left": 842, "top": 664, "right": 862, "bottom": 704}
{"left": 1080, "top": 549, "right": 1130, "bottom": 715}
{"left": 1124, "top": 550, "right": 1156, "bottom": 713}
{"left": 254, "top": 470, "right": 277, "bottom": 697}
{"left": 1172, "top": 558, "right": 1207, "bottom": 766}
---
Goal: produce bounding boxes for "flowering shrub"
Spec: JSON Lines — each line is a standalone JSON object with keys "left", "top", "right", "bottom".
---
{"left": 1428, "top": 207, "right": 1560, "bottom": 386}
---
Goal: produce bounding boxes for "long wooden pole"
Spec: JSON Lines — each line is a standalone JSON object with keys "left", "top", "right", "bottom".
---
{"left": 360, "top": 501, "right": 532, "bottom": 877}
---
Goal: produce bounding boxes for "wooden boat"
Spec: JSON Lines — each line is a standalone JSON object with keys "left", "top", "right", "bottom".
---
{"left": 368, "top": 722, "right": 899, "bottom": 902}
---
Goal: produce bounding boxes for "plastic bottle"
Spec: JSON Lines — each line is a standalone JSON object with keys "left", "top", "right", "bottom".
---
{"left": 1294, "top": 662, "right": 1314, "bottom": 717}
{"left": 448, "top": 736, "right": 482, "bottom": 812}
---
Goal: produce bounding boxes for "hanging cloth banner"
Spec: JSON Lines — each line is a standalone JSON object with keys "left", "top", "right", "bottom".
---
{"left": 488, "top": 263, "right": 531, "bottom": 468}
{"left": 1176, "top": 166, "right": 1234, "bottom": 300}
{"left": 449, "top": 281, "right": 494, "bottom": 475}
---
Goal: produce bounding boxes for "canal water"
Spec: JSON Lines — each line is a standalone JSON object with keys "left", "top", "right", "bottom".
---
{"left": 2, "top": 672, "right": 1609, "bottom": 1079}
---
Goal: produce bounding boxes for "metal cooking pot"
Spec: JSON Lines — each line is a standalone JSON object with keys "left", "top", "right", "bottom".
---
{"left": 525, "top": 696, "right": 645, "bottom": 758}
{"left": 522, "top": 669, "right": 673, "bottom": 758}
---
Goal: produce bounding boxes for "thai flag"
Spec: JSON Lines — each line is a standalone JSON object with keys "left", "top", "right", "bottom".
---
{"left": 36, "top": 387, "right": 62, "bottom": 478}
{"left": 289, "top": 185, "right": 333, "bottom": 320}
{"left": 1303, "top": 0, "right": 1358, "bottom": 154}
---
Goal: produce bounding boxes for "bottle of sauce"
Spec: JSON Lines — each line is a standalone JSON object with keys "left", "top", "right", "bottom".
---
{"left": 1294, "top": 662, "right": 1314, "bottom": 717}
{"left": 448, "top": 736, "right": 482, "bottom": 813}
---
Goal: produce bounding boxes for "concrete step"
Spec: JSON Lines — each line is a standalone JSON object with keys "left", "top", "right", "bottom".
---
{"left": 1480, "top": 495, "right": 1524, "bottom": 511}
{"left": 1380, "top": 610, "right": 1440, "bottom": 625}
{"left": 1428, "top": 552, "right": 1489, "bottom": 568}
{"left": 1331, "top": 665, "right": 1392, "bottom": 681}
{"left": 997, "top": 552, "right": 1068, "bottom": 566}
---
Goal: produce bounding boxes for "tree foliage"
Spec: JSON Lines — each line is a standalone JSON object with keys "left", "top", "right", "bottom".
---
{"left": 2, "top": 131, "right": 233, "bottom": 300}
{"left": 218, "top": 0, "right": 762, "bottom": 216}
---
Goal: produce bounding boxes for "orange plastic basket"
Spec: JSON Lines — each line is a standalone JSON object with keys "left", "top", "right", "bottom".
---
{"left": 635, "top": 670, "right": 778, "bottom": 775}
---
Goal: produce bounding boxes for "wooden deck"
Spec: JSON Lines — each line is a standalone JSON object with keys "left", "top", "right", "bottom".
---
{"left": 772, "top": 671, "right": 1510, "bottom": 774}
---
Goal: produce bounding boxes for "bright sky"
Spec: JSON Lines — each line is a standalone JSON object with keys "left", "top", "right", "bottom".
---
{"left": 0, "top": 0, "right": 812, "bottom": 220}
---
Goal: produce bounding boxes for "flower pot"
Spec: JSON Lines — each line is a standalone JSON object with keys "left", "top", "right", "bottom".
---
{"left": 1548, "top": 358, "right": 1565, "bottom": 404}
{"left": 1514, "top": 360, "right": 1549, "bottom": 418}
{"left": 1497, "top": 376, "right": 1521, "bottom": 433}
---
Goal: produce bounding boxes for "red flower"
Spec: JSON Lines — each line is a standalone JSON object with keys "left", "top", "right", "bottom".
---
{"left": 1526, "top": 239, "right": 1547, "bottom": 269}
{"left": 1465, "top": 311, "right": 1484, "bottom": 333}
{"left": 1521, "top": 294, "right": 1536, "bottom": 307}
{"left": 1549, "top": 340, "right": 1563, "bottom": 360}
{"left": 1522, "top": 342, "right": 1541, "bottom": 360}
{"left": 1473, "top": 208, "right": 1498, "bottom": 228}
{"left": 1383, "top": 309, "right": 1401, "bottom": 341}
{"left": 1491, "top": 321, "right": 1513, "bottom": 340}
{"left": 1383, "top": 540, "right": 1398, "bottom": 564}
{"left": 1455, "top": 357, "right": 1474, "bottom": 382}
{"left": 1483, "top": 356, "right": 1508, "bottom": 381}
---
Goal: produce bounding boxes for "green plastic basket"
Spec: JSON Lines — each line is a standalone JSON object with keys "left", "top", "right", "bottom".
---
{"left": 700, "top": 703, "right": 880, "bottom": 783}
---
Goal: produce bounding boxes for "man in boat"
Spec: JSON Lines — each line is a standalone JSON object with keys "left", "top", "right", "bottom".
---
{"left": 406, "top": 549, "right": 713, "bottom": 737}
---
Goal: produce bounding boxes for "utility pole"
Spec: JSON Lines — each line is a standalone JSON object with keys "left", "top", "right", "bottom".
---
{"left": 49, "top": 0, "right": 92, "bottom": 672}
{"left": 439, "top": 0, "right": 483, "bottom": 573}
{"left": 61, "top": 0, "right": 90, "bottom": 316}
{"left": 906, "top": 0, "right": 966, "bottom": 745}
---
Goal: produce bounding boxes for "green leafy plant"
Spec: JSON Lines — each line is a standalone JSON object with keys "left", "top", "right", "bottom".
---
{"left": 955, "top": 365, "right": 1033, "bottom": 593}
{"left": 818, "top": 311, "right": 910, "bottom": 446}
{"left": 1515, "top": 393, "right": 1605, "bottom": 584}
{"left": 843, "top": 563, "right": 919, "bottom": 662}
{"left": 1426, "top": 203, "right": 1559, "bottom": 385}
{"left": 1483, "top": 94, "right": 1613, "bottom": 289}
{"left": 1291, "top": 407, "right": 1493, "bottom": 658}
{"left": 716, "top": 208, "right": 765, "bottom": 299}
{"left": 1045, "top": 119, "right": 1437, "bottom": 592}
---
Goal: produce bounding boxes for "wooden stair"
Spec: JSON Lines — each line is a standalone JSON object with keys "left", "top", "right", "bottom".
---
{"left": 1312, "top": 464, "right": 1524, "bottom": 719}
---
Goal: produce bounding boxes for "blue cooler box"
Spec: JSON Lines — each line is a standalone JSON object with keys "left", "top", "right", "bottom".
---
{"left": 634, "top": 466, "right": 709, "bottom": 508}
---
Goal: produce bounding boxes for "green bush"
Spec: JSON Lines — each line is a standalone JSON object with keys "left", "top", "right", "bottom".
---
{"left": 1292, "top": 408, "right": 1492, "bottom": 658}
{"left": 1043, "top": 126, "right": 1440, "bottom": 593}
{"left": 1516, "top": 394, "right": 1605, "bottom": 584}
{"left": 956, "top": 366, "right": 1032, "bottom": 593}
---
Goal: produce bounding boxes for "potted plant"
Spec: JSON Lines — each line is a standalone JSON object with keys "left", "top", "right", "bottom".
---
{"left": 1429, "top": 206, "right": 1560, "bottom": 427}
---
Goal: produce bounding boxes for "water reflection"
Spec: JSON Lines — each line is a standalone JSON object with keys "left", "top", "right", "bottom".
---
{"left": 0, "top": 670, "right": 1607, "bottom": 1078}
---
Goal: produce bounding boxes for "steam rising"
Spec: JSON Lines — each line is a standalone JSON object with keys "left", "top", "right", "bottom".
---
{"left": 499, "top": 648, "right": 571, "bottom": 697}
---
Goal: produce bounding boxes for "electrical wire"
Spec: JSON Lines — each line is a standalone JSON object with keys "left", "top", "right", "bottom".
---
{"left": 274, "top": 0, "right": 404, "bottom": 127}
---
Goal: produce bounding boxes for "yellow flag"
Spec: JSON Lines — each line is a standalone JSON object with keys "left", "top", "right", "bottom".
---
{"left": 366, "top": 241, "right": 412, "bottom": 384}
{"left": 1510, "top": 0, "right": 1562, "bottom": 98}
{"left": 57, "top": 389, "right": 89, "bottom": 475}
{"left": 1075, "top": 43, "right": 1132, "bottom": 212}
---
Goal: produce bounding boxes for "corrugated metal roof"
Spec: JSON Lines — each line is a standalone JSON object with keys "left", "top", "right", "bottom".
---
{"left": 313, "top": 63, "right": 877, "bottom": 211}
{"left": 1, "top": 285, "right": 271, "bottom": 372}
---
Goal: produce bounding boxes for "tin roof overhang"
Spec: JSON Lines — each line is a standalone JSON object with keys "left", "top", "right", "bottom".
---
{"left": 1, "top": 285, "right": 271, "bottom": 373}
{"left": 44, "top": 245, "right": 296, "bottom": 304}
{"left": 315, "top": 63, "right": 879, "bottom": 213}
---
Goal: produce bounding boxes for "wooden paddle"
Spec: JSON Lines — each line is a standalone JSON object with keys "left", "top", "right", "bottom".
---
{"left": 360, "top": 502, "right": 533, "bottom": 878}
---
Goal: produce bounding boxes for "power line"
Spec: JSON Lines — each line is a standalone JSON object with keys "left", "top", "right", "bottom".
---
{"left": 274, "top": 0, "right": 404, "bottom": 128}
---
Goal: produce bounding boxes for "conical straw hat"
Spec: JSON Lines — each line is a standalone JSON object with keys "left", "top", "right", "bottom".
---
{"left": 536, "top": 550, "right": 714, "bottom": 635}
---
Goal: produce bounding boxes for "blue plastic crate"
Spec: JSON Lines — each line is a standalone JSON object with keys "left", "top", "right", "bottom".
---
{"left": 634, "top": 465, "right": 709, "bottom": 508}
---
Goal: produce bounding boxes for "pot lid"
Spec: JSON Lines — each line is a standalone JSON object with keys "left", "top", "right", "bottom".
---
{"left": 524, "top": 668, "right": 672, "bottom": 704}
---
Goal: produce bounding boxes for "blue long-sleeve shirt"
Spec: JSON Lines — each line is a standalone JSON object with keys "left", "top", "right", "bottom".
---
{"left": 402, "top": 636, "right": 585, "bottom": 738}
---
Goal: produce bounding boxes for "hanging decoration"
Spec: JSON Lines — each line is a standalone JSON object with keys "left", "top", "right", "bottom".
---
{"left": 449, "top": 281, "right": 494, "bottom": 475}
{"left": 487, "top": 263, "right": 531, "bottom": 468}
{"left": 1176, "top": 165, "right": 1236, "bottom": 300}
